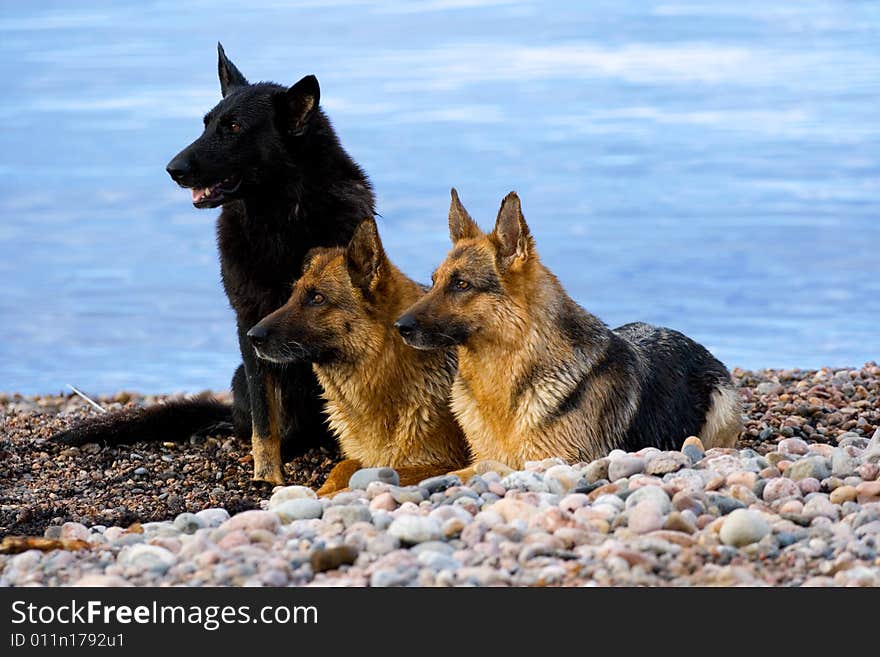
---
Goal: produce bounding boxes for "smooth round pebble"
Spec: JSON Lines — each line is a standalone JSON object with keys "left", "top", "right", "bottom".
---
{"left": 273, "top": 498, "right": 324, "bottom": 522}
{"left": 349, "top": 467, "right": 399, "bottom": 490}
{"left": 719, "top": 509, "right": 771, "bottom": 547}
{"left": 387, "top": 516, "right": 442, "bottom": 544}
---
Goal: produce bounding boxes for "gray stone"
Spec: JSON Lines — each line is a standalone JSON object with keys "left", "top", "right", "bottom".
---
{"left": 500, "top": 471, "right": 550, "bottom": 493}
{"left": 110, "top": 533, "right": 145, "bottom": 547}
{"left": 411, "top": 541, "right": 455, "bottom": 556}
{"left": 864, "top": 428, "right": 880, "bottom": 464}
{"left": 388, "top": 516, "right": 443, "bottom": 544}
{"left": 582, "top": 459, "right": 609, "bottom": 483}
{"left": 836, "top": 431, "right": 863, "bottom": 445}
{"left": 328, "top": 491, "right": 365, "bottom": 506}
{"left": 786, "top": 456, "right": 831, "bottom": 482}
{"left": 118, "top": 544, "right": 176, "bottom": 573}
{"left": 370, "top": 566, "right": 418, "bottom": 587}
{"left": 707, "top": 493, "right": 746, "bottom": 516}
{"left": 323, "top": 504, "right": 371, "bottom": 528}
{"left": 366, "top": 533, "right": 400, "bottom": 555}
{"left": 608, "top": 456, "right": 645, "bottom": 481}
{"left": 719, "top": 509, "right": 771, "bottom": 547}
{"left": 803, "top": 495, "right": 839, "bottom": 521}
{"left": 419, "top": 474, "right": 461, "bottom": 494}
{"left": 831, "top": 448, "right": 859, "bottom": 477}
{"left": 348, "top": 467, "right": 400, "bottom": 490}
{"left": 466, "top": 475, "right": 489, "bottom": 495}
{"left": 625, "top": 485, "right": 672, "bottom": 514}
{"left": 194, "top": 508, "right": 230, "bottom": 528}
{"left": 646, "top": 452, "right": 690, "bottom": 475}
{"left": 389, "top": 486, "right": 426, "bottom": 504}
{"left": 43, "top": 525, "right": 63, "bottom": 539}
{"left": 273, "top": 498, "right": 324, "bottom": 522}
{"left": 682, "top": 444, "right": 705, "bottom": 463}
{"left": 371, "top": 510, "right": 394, "bottom": 531}
{"left": 416, "top": 550, "right": 461, "bottom": 571}
{"left": 267, "top": 485, "right": 316, "bottom": 509}
{"left": 172, "top": 513, "right": 204, "bottom": 535}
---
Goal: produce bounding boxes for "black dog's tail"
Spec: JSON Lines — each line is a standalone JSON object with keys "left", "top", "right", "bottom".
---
{"left": 51, "top": 397, "right": 234, "bottom": 447}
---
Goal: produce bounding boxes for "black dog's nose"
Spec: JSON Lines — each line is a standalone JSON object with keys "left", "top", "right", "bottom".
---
{"left": 165, "top": 157, "right": 191, "bottom": 184}
{"left": 247, "top": 324, "right": 269, "bottom": 346}
{"left": 394, "top": 314, "right": 418, "bottom": 338}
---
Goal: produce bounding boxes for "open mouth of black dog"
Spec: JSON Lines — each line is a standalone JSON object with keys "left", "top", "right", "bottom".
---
{"left": 190, "top": 176, "right": 242, "bottom": 208}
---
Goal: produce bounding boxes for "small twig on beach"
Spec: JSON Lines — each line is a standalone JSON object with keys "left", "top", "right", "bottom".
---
{"left": 66, "top": 384, "right": 107, "bottom": 414}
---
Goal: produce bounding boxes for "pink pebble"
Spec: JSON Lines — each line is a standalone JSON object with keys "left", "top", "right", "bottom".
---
{"left": 808, "top": 444, "right": 834, "bottom": 458}
{"left": 628, "top": 500, "right": 664, "bottom": 534}
{"left": 763, "top": 477, "right": 802, "bottom": 503}
{"left": 726, "top": 471, "right": 757, "bottom": 488}
{"left": 798, "top": 477, "right": 821, "bottom": 495}
{"left": 858, "top": 463, "right": 879, "bottom": 481}
{"left": 559, "top": 493, "right": 590, "bottom": 514}
{"left": 778, "top": 438, "right": 809, "bottom": 455}
{"left": 856, "top": 481, "right": 880, "bottom": 503}
{"left": 217, "top": 529, "right": 248, "bottom": 550}
{"left": 369, "top": 492, "right": 397, "bottom": 511}
{"left": 779, "top": 500, "right": 803, "bottom": 515}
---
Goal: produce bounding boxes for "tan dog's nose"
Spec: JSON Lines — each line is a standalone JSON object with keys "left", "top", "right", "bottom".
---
{"left": 394, "top": 314, "right": 417, "bottom": 338}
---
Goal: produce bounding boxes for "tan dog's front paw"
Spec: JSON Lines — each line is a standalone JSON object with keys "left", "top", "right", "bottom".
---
{"left": 449, "top": 459, "right": 514, "bottom": 482}
{"left": 316, "top": 459, "right": 363, "bottom": 497}
{"left": 250, "top": 427, "right": 284, "bottom": 485}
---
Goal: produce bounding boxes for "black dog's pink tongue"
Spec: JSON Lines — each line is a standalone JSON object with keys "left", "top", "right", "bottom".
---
{"left": 192, "top": 188, "right": 206, "bottom": 202}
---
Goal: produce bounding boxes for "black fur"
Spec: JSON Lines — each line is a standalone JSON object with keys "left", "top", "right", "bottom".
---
{"left": 614, "top": 322, "right": 729, "bottom": 451}
{"left": 548, "top": 305, "right": 732, "bottom": 450}
{"left": 52, "top": 44, "right": 374, "bottom": 455}
{"left": 52, "top": 398, "right": 232, "bottom": 446}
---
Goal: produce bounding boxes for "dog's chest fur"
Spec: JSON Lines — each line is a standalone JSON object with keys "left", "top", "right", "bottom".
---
{"left": 316, "top": 347, "right": 467, "bottom": 468}
{"left": 217, "top": 201, "right": 316, "bottom": 325}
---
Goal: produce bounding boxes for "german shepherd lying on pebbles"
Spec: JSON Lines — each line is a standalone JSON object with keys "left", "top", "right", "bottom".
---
{"left": 247, "top": 218, "right": 470, "bottom": 492}
{"left": 396, "top": 190, "right": 742, "bottom": 468}
{"left": 53, "top": 44, "right": 374, "bottom": 485}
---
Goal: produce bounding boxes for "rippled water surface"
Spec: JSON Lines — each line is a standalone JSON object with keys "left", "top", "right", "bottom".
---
{"left": 1, "top": 1, "right": 878, "bottom": 394}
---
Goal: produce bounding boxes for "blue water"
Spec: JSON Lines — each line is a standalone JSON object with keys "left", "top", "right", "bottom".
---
{"left": 0, "top": 1, "right": 878, "bottom": 395}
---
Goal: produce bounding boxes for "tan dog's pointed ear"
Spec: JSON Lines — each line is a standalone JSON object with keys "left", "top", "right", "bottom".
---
{"left": 491, "top": 191, "right": 532, "bottom": 270}
{"left": 346, "top": 218, "right": 385, "bottom": 292}
{"left": 448, "top": 188, "right": 481, "bottom": 243}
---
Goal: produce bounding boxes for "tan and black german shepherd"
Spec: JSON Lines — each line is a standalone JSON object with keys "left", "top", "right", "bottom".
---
{"left": 247, "top": 218, "right": 471, "bottom": 492}
{"left": 395, "top": 190, "right": 742, "bottom": 468}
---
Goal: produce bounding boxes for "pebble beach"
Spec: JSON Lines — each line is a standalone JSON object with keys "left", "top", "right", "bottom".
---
{"left": 2, "top": 364, "right": 879, "bottom": 587}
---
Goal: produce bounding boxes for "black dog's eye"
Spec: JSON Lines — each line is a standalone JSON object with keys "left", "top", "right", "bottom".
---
{"left": 453, "top": 279, "right": 470, "bottom": 291}
{"left": 229, "top": 121, "right": 242, "bottom": 134}
{"left": 308, "top": 292, "right": 326, "bottom": 306}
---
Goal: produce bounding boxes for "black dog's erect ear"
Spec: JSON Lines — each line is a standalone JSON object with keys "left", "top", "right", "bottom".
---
{"left": 448, "top": 188, "right": 481, "bottom": 243}
{"left": 217, "top": 43, "right": 248, "bottom": 97}
{"left": 491, "top": 191, "right": 532, "bottom": 269}
{"left": 285, "top": 75, "right": 321, "bottom": 136}
{"left": 346, "top": 218, "right": 385, "bottom": 292}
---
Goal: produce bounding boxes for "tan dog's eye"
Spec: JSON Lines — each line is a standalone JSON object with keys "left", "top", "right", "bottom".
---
{"left": 310, "top": 292, "right": 326, "bottom": 305}
{"left": 454, "top": 280, "right": 470, "bottom": 291}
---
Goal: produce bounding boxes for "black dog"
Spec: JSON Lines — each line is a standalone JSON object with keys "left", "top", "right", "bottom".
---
{"left": 53, "top": 44, "right": 375, "bottom": 484}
